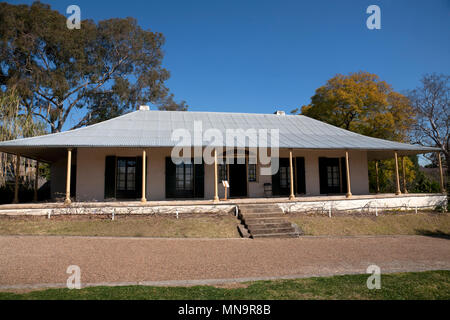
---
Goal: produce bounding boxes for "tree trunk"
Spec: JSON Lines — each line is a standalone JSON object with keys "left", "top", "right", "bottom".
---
{"left": 446, "top": 153, "right": 449, "bottom": 193}
{"left": 0, "top": 152, "right": 4, "bottom": 187}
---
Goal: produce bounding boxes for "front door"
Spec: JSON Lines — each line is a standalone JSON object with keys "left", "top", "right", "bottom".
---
{"left": 295, "top": 157, "right": 306, "bottom": 194}
{"left": 229, "top": 163, "right": 247, "bottom": 197}
{"left": 116, "top": 157, "right": 138, "bottom": 199}
{"left": 165, "top": 157, "right": 204, "bottom": 198}
{"left": 318, "top": 157, "right": 347, "bottom": 194}
{"left": 272, "top": 158, "right": 291, "bottom": 196}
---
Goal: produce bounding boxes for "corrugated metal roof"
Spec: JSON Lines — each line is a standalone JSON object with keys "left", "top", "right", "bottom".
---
{"left": 0, "top": 109, "right": 438, "bottom": 153}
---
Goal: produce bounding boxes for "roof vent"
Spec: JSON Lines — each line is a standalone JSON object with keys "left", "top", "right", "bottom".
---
{"left": 274, "top": 110, "right": 285, "bottom": 115}
{"left": 139, "top": 105, "right": 150, "bottom": 111}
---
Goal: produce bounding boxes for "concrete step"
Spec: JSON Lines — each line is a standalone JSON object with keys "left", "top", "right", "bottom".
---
{"left": 237, "top": 204, "right": 299, "bottom": 239}
{"left": 237, "top": 224, "right": 251, "bottom": 238}
{"left": 239, "top": 207, "right": 282, "bottom": 214}
{"left": 238, "top": 204, "right": 280, "bottom": 208}
{"left": 243, "top": 217, "right": 287, "bottom": 225}
{"left": 246, "top": 222, "right": 293, "bottom": 229}
{"left": 249, "top": 227, "right": 296, "bottom": 235}
{"left": 252, "top": 232, "right": 299, "bottom": 238}
{"left": 240, "top": 212, "right": 284, "bottom": 219}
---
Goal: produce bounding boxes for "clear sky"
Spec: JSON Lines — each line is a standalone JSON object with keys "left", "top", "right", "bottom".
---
{"left": 7, "top": 0, "right": 450, "bottom": 125}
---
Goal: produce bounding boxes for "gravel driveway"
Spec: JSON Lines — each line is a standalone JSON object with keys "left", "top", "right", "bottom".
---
{"left": 0, "top": 235, "right": 449, "bottom": 289}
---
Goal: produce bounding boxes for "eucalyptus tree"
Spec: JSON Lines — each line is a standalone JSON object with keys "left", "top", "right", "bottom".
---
{"left": 0, "top": 1, "right": 187, "bottom": 133}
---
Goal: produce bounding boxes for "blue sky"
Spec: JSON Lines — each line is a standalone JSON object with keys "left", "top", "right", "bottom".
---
{"left": 8, "top": 0, "right": 450, "bottom": 129}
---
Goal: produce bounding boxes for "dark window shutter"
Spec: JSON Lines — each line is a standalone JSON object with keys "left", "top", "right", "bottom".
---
{"left": 104, "top": 156, "right": 116, "bottom": 199}
{"left": 318, "top": 157, "right": 327, "bottom": 194}
{"left": 279, "top": 158, "right": 291, "bottom": 196}
{"left": 135, "top": 156, "right": 143, "bottom": 199}
{"left": 271, "top": 163, "right": 281, "bottom": 196}
{"left": 340, "top": 157, "right": 348, "bottom": 194}
{"left": 296, "top": 157, "right": 306, "bottom": 194}
{"left": 194, "top": 162, "right": 204, "bottom": 198}
{"left": 165, "top": 157, "right": 176, "bottom": 198}
{"left": 70, "top": 164, "right": 77, "bottom": 199}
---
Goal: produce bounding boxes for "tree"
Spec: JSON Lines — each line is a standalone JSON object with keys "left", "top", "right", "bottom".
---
{"left": 293, "top": 71, "right": 415, "bottom": 142}
{"left": 0, "top": 87, "right": 46, "bottom": 142}
{"left": 0, "top": 2, "right": 187, "bottom": 133}
{"left": 368, "top": 156, "right": 439, "bottom": 194}
{"left": 293, "top": 71, "right": 428, "bottom": 192}
{"left": 407, "top": 73, "right": 449, "bottom": 186}
{"left": 0, "top": 87, "right": 46, "bottom": 187}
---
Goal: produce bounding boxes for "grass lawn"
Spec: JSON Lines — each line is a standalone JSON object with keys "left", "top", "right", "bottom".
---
{"left": 0, "top": 214, "right": 241, "bottom": 238}
{"left": 288, "top": 212, "right": 450, "bottom": 236}
{"left": 0, "top": 270, "right": 449, "bottom": 300}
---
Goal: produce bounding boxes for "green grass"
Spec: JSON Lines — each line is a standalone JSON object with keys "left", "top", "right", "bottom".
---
{"left": 288, "top": 212, "right": 450, "bottom": 236}
{"left": 0, "top": 214, "right": 241, "bottom": 238}
{"left": 1, "top": 270, "right": 449, "bottom": 300}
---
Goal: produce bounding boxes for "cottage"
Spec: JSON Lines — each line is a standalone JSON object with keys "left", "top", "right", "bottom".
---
{"left": 0, "top": 107, "right": 445, "bottom": 205}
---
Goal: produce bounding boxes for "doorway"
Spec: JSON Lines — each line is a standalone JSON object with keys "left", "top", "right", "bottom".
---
{"left": 228, "top": 163, "right": 247, "bottom": 197}
{"left": 272, "top": 158, "right": 290, "bottom": 196}
{"left": 318, "top": 157, "right": 347, "bottom": 194}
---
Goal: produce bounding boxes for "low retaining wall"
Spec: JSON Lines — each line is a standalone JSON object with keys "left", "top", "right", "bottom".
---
{"left": 278, "top": 194, "right": 447, "bottom": 214}
{"left": 0, "top": 194, "right": 446, "bottom": 216}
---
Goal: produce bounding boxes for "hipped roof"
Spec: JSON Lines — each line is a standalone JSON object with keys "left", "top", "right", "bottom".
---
{"left": 0, "top": 109, "right": 438, "bottom": 162}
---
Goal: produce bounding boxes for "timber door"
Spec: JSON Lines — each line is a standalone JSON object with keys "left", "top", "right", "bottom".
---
{"left": 295, "top": 157, "right": 306, "bottom": 194}
{"left": 104, "top": 155, "right": 143, "bottom": 200}
{"left": 116, "top": 157, "right": 139, "bottom": 199}
{"left": 318, "top": 157, "right": 347, "bottom": 194}
{"left": 229, "top": 163, "right": 247, "bottom": 197}
{"left": 165, "top": 158, "right": 204, "bottom": 198}
{"left": 272, "top": 158, "right": 291, "bottom": 196}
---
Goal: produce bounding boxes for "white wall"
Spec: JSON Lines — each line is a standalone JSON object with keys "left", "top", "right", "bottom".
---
{"left": 76, "top": 147, "right": 173, "bottom": 201}
{"left": 292, "top": 149, "right": 369, "bottom": 196}
{"left": 279, "top": 194, "right": 447, "bottom": 214}
{"left": 2, "top": 194, "right": 444, "bottom": 216}
{"left": 72, "top": 147, "right": 370, "bottom": 201}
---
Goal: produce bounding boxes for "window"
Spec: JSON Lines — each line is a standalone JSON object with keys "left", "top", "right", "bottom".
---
{"left": 248, "top": 164, "right": 256, "bottom": 182}
{"left": 279, "top": 166, "right": 290, "bottom": 188}
{"left": 327, "top": 165, "right": 340, "bottom": 188}
{"left": 176, "top": 163, "right": 193, "bottom": 191}
{"left": 219, "top": 164, "right": 227, "bottom": 181}
{"left": 117, "top": 158, "right": 136, "bottom": 192}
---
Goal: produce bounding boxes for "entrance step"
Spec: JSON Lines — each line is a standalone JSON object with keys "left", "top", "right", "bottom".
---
{"left": 246, "top": 222, "right": 293, "bottom": 229}
{"left": 240, "top": 212, "right": 284, "bottom": 219}
{"left": 239, "top": 207, "right": 282, "bottom": 214}
{"left": 243, "top": 217, "right": 287, "bottom": 225}
{"left": 237, "top": 204, "right": 302, "bottom": 239}
{"left": 238, "top": 204, "right": 280, "bottom": 208}
{"left": 249, "top": 227, "right": 297, "bottom": 235}
{"left": 237, "top": 224, "right": 251, "bottom": 238}
{"left": 252, "top": 232, "right": 299, "bottom": 239}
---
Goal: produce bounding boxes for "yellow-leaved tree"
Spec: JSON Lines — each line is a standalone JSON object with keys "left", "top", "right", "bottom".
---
{"left": 292, "top": 71, "right": 422, "bottom": 193}
{"left": 296, "top": 71, "right": 415, "bottom": 141}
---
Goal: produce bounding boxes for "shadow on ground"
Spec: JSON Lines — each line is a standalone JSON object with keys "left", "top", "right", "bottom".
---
{"left": 415, "top": 229, "right": 450, "bottom": 240}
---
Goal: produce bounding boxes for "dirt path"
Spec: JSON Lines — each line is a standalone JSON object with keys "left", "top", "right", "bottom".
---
{"left": 0, "top": 235, "right": 449, "bottom": 288}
